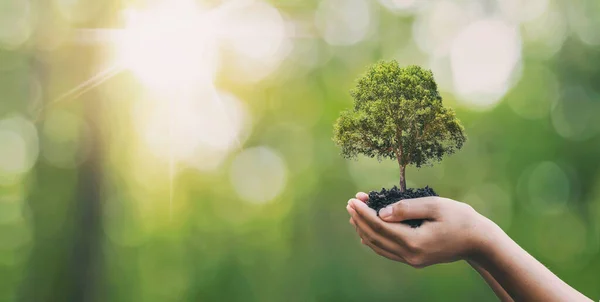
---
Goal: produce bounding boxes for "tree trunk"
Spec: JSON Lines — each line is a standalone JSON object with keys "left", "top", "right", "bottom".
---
{"left": 399, "top": 164, "right": 407, "bottom": 192}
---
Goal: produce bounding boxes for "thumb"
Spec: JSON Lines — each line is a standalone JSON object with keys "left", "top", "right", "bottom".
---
{"left": 355, "top": 192, "right": 369, "bottom": 203}
{"left": 378, "top": 197, "right": 440, "bottom": 222}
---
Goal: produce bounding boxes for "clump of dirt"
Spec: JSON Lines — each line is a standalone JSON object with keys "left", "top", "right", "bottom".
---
{"left": 367, "top": 186, "right": 438, "bottom": 228}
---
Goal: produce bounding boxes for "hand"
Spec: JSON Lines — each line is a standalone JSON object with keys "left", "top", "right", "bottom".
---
{"left": 347, "top": 192, "right": 490, "bottom": 268}
{"left": 348, "top": 193, "right": 593, "bottom": 301}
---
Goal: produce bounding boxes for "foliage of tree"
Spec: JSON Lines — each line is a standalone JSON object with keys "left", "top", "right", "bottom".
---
{"left": 333, "top": 60, "right": 466, "bottom": 192}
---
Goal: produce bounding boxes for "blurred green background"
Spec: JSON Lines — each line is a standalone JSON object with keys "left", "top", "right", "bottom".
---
{"left": 1, "top": 0, "right": 600, "bottom": 301}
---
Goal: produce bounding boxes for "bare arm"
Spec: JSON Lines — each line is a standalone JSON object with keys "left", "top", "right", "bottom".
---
{"left": 471, "top": 218, "right": 591, "bottom": 301}
{"left": 468, "top": 260, "right": 514, "bottom": 302}
{"left": 347, "top": 193, "right": 592, "bottom": 302}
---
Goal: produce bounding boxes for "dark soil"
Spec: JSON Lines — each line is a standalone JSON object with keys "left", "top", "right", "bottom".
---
{"left": 367, "top": 186, "right": 438, "bottom": 228}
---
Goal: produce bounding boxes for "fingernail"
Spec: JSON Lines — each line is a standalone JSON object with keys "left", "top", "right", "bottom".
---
{"left": 379, "top": 206, "right": 392, "bottom": 218}
{"left": 347, "top": 199, "right": 353, "bottom": 205}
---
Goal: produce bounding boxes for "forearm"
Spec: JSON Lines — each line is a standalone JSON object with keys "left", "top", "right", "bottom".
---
{"left": 468, "top": 260, "right": 513, "bottom": 302}
{"left": 472, "top": 217, "right": 592, "bottom": 302}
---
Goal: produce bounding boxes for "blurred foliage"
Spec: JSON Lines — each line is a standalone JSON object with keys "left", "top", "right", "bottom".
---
{"left": 1, "top": 0, "right": 600, "bottom": 301}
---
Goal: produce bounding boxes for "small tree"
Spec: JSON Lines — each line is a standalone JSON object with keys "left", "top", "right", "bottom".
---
{"left": 333, "top": 61, "right": 466, "bottom": 192}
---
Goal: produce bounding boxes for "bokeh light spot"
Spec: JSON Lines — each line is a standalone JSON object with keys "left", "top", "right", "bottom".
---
{"left": 221, "top": 0, "right": 285, "bottom": 61}
{"left": 498, "top": 0, "right": 549, "bottom": 24}
{"left": 450, "top": 19, "right": 522, "bottom": 110}
{"left": 427, "top": 55, "right": 454, "bottom": 93}
{"left": 262, "top": 124, "right": 314, "bottom": 174}
{"left": 412, "top": 1, "right": 468, "bottom": 57}
{"left": 506, "top": 63, "right": 557, "bottom": 119}
{"left": 137, "top": 88, "right": 251, "bottom": 164}
{"left": 219, "top": 0, "right": 289, "bottom": 83}
{"left": 117, "top": 0, "right": 218, "bottom": 94}
{"left": 0, "top": 131, "right": 27, "bottom": 177}
{"left": 230, "top": 147, "right": 287, "bottom": 204}
{"left": 0, "top": 115, "right": 38, "bottom": 185}
{"left": 551, "top": 86, "right": 600, "bottom": 141}
{"left": 522, "top": 3, "right": 566, "bottom": 59}
{"left": 524, "top": 161, "right": 570, "bottom": 215}
{"left": 567, "top": 0, "right": 600, "bottom": 46}
{"left": 315, "top": 0, "right": 371, "bottom": 46}
{"left": 462, "top": 183, "right": 513, "bottom": 229}
{"left": 0, "top": 0, "right": 32, "bottom": 49}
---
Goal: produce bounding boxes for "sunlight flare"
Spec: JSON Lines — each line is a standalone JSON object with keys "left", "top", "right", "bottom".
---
{"left": 116, "top": 0, "right": 219, "bottom": 94}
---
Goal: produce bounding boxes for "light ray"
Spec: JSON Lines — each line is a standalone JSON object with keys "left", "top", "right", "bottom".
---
{"left": 34, "top": 64, "right": 124, "bottom": 126}
{"left": 50, "top": 65, "right": 123, "bottom": 105}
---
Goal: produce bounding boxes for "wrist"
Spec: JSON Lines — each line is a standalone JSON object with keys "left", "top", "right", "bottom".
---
{"left": 466, "top": 212, "right": 507, "bottom": 264}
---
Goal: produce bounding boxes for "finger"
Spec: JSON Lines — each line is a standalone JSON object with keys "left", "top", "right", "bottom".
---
{"left": 355, "top": 192, "right": 369, "bottom": 203}
{"left": 354, "top": 223, "right": 408, "bottom": 263}
{"left": 346, "top": 200, "right": 356, "bottom": 216}
{"left": 349, "top": 200, "right": 416, "bottom": 250}
{"left": 378, "top": 197, "right": 441, "bottom": 223}
{"left": 350, "top": 218, "right": 361, "bottom": 240}
{"left": 349, "top": 217, "right": 358, "bottom": 231}
{"left": 349, "top": 199, "right": 391, "bottom": 236}
{"left": 362, "top": 236, "right": 406, "bottom": 263}
{"left": 348, "top": 205, "right": 403, "bottom": 254}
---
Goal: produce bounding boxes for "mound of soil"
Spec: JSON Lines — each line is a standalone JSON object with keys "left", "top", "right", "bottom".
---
{"left": 367, "top": 186, "right": 438, "bottom": 228}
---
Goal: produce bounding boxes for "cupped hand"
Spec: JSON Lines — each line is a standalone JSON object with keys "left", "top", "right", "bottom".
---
{"left": 347, "top": 192, "right": 490, "bottom": 268}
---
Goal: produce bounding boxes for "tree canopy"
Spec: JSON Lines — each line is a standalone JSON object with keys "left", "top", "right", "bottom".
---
{"left": 333, "top": 60, "right": 466, "bottom": 191}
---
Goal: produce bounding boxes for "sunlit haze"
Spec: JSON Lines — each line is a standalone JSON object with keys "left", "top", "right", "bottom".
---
{"left": 2, "top": 1, "right": 600, "bottom": 300}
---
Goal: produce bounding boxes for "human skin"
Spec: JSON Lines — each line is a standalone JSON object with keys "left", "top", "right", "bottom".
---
{"left": 347, "top": 193, "right": 592, "bottom": 302}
